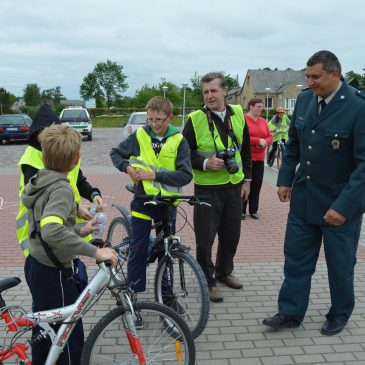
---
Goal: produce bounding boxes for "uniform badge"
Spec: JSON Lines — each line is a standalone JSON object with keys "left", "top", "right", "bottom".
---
{"left": 332, "top": 139, "right": 340, "bottom": 150}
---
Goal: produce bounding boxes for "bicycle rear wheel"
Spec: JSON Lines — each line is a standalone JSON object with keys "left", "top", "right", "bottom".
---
{"left": 106, "top": 216, "right": 131, "bottom": 260}
{"left": 154, "top": 250, "right": 210, "bottom": 338}
{"left": 81, "top": 301, "right": 195, "bottom": 365}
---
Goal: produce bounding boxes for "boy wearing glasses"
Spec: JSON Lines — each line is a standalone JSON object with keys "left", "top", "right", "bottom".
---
{"left": 110, "top": 96, "right": 192, "bottom": 311}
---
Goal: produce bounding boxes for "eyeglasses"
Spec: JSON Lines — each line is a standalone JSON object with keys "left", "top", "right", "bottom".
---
{"left": 147, "top": 115, "right": 169, "bottom": 125}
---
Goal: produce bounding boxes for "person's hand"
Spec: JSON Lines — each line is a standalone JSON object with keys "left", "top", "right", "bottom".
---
{"left": 277, "top": 186, "right": 292, "bottom": 202}
{"left": 323, "top": 209, "right": 346, "bottom": 226}
{"left": 206, "top": 154, "right": 225, "bottom": 171}
{"left": 80, "top": 218, "right": 98, "bottom": 237}
{"left": 78, "top": 205, "right": 93, "bottom": 220}
{"left": 126, "top": 166, "right": 139, "bottom": 184}
{"left": 92, "top": 195, "right": 104, "bottom": 212}
{"left": 94, "top": 247, "right": 118, "bottom": 267}
{"left": 134, "top": 168, "right": 155, "bottom": 181}
{"left": 241, "top": 181, "right": 250, "bottom": 200}
{"left": 259, "top": 139, "right": 267, "bottom": 147}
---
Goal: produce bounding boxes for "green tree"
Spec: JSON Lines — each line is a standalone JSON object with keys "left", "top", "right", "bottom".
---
{"left": 345, "top": 70, "right": 365, "bottom": 90}
{"left": 80, "top": 60, "right": 128, "bottom": 107}
{"left": 41, "top": 86, "right": 65, "bottom": 106}
{"left": 0, "top": 87, "right": 16, "bottom": 113}
{"left": 23, "top": 83, "right": 41, "bottom": 106}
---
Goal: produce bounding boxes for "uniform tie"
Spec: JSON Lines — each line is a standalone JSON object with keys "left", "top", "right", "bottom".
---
{"left": 319, "top": 99, "right": 326, "bottom": 114}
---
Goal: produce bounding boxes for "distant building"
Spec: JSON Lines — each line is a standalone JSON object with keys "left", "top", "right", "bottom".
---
{"left": 60, "top": 99, "right": 85, "bottom": 107}
{"left": 226, "top": 87, "right": 241, "bottom": 105}
{"left": 10, "top": 98, "right": 26, "bottom": 112}
{"left": 238, "top": 69, "right": 307, "bottom": 115}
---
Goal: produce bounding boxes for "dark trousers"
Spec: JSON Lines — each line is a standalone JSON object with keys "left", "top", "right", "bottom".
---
{"left": 278, "top": 212, "right": 362, "bottom": 321}
{"left": 24, "top": 255, "right": 84, "bottom": 365}
{"left": 194, "top": 184, "right": 242, "bottom": 287}
{"left": 129, "top": 199, "right": 176, "bottom": 293}
{"left": 242, "top": 160, "right": 264, "bottom": 215}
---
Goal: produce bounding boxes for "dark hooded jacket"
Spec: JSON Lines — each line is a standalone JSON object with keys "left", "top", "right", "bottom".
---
{"left": 23, "top": 103, "right": 101, "bottom": 201}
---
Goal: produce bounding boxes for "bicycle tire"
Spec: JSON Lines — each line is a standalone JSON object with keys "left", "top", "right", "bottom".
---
{"left": 80, "top": 301, "right": 195, "bottom": 365}
{"left": 106, "top": 216, "right": 131, "bottom": 258}
{"left": 154, "top": 250, "right": 210, "bottom": 338}
{"left": 276, "top": 146, "right": 283, "bottom": 170}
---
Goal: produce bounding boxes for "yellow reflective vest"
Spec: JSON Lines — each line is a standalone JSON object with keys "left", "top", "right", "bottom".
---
{"left": 129, "top": 128, "right": 183, "bottom": 204}
{"left": 190, "top": 105, "right": 245, "bottom": 185}
{"left": 16, "top": 146, "right": 90, "bottom": 257}
{"left": 268, "top": 115, "right": 289, "bottom": 142}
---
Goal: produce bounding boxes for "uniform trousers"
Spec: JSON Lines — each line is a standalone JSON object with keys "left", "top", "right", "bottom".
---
{"left": 278, "top": 212, "right": 362, "bottom": 321}
{"left": 24, "top": 255, "right": 84, "bottom": 365}
{"left": 194, "top": 184, "right": 242, "bottom": 287}
{"left": 129, "top": 199, "right": 176, "bottom": 293}
{"left": 242, "top": 160, "right": 264, "bottom": 215}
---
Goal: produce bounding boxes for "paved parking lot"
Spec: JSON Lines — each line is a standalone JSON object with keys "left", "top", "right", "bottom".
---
{"left": 1, "top": 128, "right": 365, "bottom": 364}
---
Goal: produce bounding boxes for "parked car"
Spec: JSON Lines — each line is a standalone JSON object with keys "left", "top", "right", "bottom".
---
{"left": 122, "top": 112, "right": 147, "bottom": 140}
{"left": 59, "top": 107, "right": 92, "bottom": 141}
{"left": 0, "top": 114, "right": 33, "bottom": 144}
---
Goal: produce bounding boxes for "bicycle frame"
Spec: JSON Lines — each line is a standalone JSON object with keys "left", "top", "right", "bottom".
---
{"left": 1, "top": 262, "right": 139, "bottom": 365}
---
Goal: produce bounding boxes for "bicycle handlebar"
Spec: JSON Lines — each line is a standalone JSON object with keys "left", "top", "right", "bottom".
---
{"left": 134, "top": 194, "right": 211, "bottom": 208}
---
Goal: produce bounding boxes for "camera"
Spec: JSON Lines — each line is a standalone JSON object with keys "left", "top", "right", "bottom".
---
{"left": 216, "top": 147, "right": 239, "bottom": 174}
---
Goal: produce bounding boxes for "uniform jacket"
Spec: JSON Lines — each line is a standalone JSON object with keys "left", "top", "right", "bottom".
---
{"left": 277, "top": 82, "right": 365, "bottom": 224}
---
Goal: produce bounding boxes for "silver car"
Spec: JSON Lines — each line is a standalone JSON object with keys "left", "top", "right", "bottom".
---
{"left": 122, "top": 112, "right": 147, "bottom": 140}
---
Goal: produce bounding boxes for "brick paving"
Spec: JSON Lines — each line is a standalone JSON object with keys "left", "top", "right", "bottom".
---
{"left": 1, "top": 128, "right": 365, "bottom": 364}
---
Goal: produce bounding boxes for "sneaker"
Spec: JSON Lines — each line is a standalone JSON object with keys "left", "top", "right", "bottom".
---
{"left": 134, "top": 311, "right": 144, "bottom": 330}
{"left": 218, "top": 274, "right": 243, "bottom": 289}
{"left": 250, "top": 213, "right": 260, "bottom": 220}
{"left": 208, "top": 286, "right": 223, "bottom": 302}
{"left": 241, "top": 213, "right": 246, "bottom": 220}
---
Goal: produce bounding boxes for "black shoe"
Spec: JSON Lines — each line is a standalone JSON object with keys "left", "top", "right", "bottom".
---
{"left": 262, "top": 313, "right": 301, "bottom": 329}
{"left": 241, "top": 213, "right": 246, "bottom": 220}
{"left": 320, "top": 319, "right": 347, "bottom": 336}
{"left": 250, "top": 213, "right": 259, "bottom": 219}
{"left": 267, "top": 160, "right": 274, "bottom": 167}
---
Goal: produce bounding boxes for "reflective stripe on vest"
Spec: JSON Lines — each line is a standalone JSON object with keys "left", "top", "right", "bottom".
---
{"left": 40, "top": 216, "right": 64, "bottom": 228}
{"left": 129, "top": 128, "right": 183, "bottom": 201}
{"left": 268, "top": 115, "right": 289, "bottom": 142}
{"left": 16, "top": 146, "right": 87, "bottom": 256}
{"left": 190, "top": 105, "right": 245, "bottom": 185}
{"left": 131, "top": 211, "right": 152, "bottom": 220}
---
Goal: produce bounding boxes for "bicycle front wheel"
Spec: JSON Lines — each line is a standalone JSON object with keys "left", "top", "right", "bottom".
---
{"left": 154, "top": 250, "right": 210, "bottom": 338}
{"left": 81, "top": 301, "right": 195, "bottom": 365}
{"left": 276, "top": 146, "right": 283, "bottom": 170}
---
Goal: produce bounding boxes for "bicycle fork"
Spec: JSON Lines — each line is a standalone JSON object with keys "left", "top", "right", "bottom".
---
{"left": 123, "top": 312, "right": 146, "bottom": 365}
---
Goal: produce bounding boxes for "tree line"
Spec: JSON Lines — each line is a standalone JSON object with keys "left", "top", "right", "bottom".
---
{"left": 1, "top": 59, "right": 364, "bottom": 115}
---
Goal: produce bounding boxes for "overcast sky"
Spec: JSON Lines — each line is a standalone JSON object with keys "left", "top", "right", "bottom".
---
{"left": 1, "top": 0, "right": 364, "bottom": 99}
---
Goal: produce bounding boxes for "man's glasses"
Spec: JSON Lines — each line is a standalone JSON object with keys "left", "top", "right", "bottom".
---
{"left": 147, "top": 115, "right": 169, "bottom": 125}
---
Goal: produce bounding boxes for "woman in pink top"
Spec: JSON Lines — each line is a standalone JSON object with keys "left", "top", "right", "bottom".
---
{"left": 242, "top": 98, "right": 272, "bottom": 220}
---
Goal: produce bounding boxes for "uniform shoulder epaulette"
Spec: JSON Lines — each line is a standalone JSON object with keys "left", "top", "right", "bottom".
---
{"left": 355, "top": 89, "right": 365, "bottom": 99}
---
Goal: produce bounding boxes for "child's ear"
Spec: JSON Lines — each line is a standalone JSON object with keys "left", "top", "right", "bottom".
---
{"left": 73, "top": 152, "right": 80, "bottom": 166}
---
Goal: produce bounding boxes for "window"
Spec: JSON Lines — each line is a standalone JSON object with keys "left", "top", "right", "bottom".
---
{"left": 286, "top": 98, "right": 296, "bottom": 113}
{"left": 265, "top": 97, "right": 273, "bottom": 109}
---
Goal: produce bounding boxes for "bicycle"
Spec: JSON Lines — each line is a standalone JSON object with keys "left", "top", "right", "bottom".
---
{"left": 268, "top": 129, "right": 287, "bottom": 170}
{"left": 107, "top": 191, "right": 211, "bottom": 339}
{"left": 0, "top": 239, "right": 195, "bottom": 364}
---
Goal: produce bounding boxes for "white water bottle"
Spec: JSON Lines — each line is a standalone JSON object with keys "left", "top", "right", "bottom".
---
{"left": 93, "top": 212, "right": 106, "bottom": 239}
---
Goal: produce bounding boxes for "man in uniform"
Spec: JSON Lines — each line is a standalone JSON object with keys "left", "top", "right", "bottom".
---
{"left": 183, "top": 72, "right": 252, "bottom": 302}
{"left": 263, "top": 50, "right": 365, "bottom": 335}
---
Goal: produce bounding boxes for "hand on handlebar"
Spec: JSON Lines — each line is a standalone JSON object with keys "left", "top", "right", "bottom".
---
{"left": 94, "top": 247, "right": 118, "bottom": 267}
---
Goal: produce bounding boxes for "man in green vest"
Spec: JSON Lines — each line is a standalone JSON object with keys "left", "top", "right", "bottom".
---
{"left": 267, "top": 107, "right": 290, "bottom": 167}
{"left": 183, "top": 72, "right": 252, "bottom": 302}
{"left": 16, "top": 103, "right": 103, "bottom": 257}
{"left": 110, "top": 96, "right": 192, "bottom": 321}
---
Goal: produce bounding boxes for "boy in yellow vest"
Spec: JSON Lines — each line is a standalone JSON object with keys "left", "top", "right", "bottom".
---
{"left": 110, "top": 96, "right": 192, "bottom": 323}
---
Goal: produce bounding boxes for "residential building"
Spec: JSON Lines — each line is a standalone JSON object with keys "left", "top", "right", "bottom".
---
{"left": 238, "top": 69, "right": 307, "bottom": 116}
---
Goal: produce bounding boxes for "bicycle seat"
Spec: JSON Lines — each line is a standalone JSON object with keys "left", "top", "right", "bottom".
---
{"left": 0, "top": 277, "right": 21, "bottom": 293}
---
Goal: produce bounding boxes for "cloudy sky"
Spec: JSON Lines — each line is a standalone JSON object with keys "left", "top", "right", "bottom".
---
{"left": 1, "top": 0, "right": 364, "bottom": 99}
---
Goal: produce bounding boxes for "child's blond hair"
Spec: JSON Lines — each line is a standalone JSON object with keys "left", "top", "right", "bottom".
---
{"left": 39, "top": 124, "right": 81, "bottom": 172}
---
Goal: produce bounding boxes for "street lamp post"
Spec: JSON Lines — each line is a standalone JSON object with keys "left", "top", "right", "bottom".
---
{"left": 265, "top": 87, "right": 271, "bottom": 122}
{"left": 181, "top": 82, "right": 188, "bottom": 129}
{"left": 162, "top": 85, "right": 168, "bottom": 98}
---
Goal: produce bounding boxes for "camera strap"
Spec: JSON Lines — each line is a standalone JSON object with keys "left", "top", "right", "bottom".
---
{"left": 206, "top": 108, "right": 239, "bottom": 153}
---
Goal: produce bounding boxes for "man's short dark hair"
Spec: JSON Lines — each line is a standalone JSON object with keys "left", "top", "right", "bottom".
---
{"left": 307, "top": 50, "right": 342, "bottom": 73}
{"left": 200, "top": 72, "right": 226, "bottom": 89}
